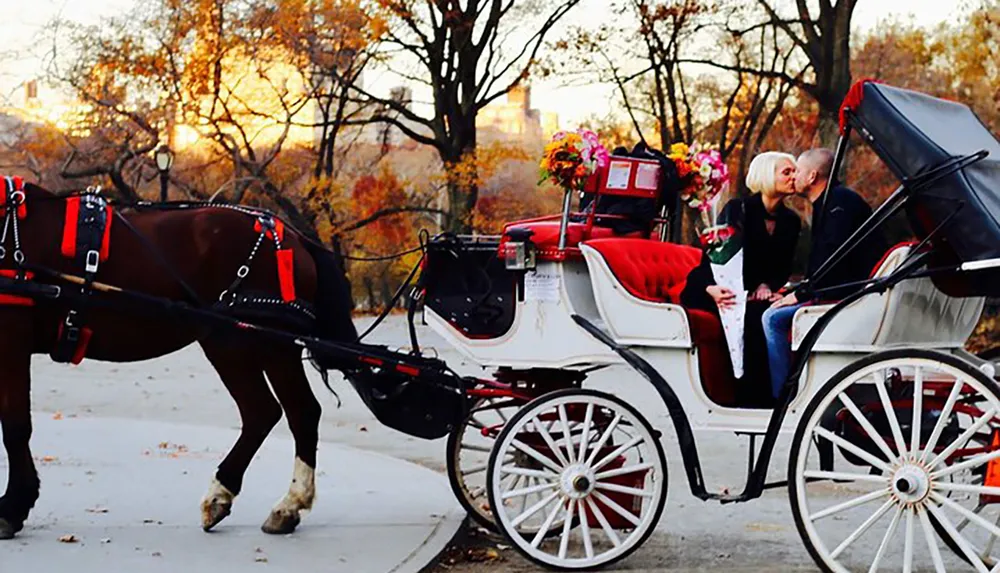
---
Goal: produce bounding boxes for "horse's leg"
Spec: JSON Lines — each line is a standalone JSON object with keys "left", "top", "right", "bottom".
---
{"left": 199, "top": 338, "right": 282, "bottom": 532}
{"left": 259, "top": 351, "right": 322, "bottom": 535}
{"left": 0, "top": 344, "right": 37, "bottom": 539}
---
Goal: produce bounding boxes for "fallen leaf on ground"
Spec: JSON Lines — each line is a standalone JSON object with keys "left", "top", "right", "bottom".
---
{"left": 358, "top": 425, "right": 368, "bottom": 432}
{"left": 52, "top": 411, "right": 63, "bottom": 420}
{"left": 255, "top": 556, "right": 268, "bottom": 563}
{"left": 58, "top": 534, "right": 79, "bottom": 543}
{"left": 41, "top": 455, "right": 57, "bottom": 463}
{"left": 151, "top": 551, "right": 162, "bottom": 557}
{"left": 86, "top": 507, "right": 109, "bottom": 514}
{"left": 100, "top": 538, "right": 112, "bottom": 544}
{"left": 465, "top": 547, "right": 500, "bottom": 562}
{"left": 745, "top": 522, "right": 784, "bottom": 533}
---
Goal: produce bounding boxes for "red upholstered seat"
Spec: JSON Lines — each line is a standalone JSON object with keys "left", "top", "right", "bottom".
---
{"left": 583, "top": 238, "right": 737, "bottom": 406}
{"left": 581, "top": 239, "right": 702, "bottom": 304}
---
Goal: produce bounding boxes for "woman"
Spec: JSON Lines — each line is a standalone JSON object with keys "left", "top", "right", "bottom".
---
{"left": 681, "top": 151, "right": 801, "bottom": 407}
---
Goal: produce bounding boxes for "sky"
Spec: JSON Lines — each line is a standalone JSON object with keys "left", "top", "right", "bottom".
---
{"left": 0, "top": 0, "right": 973, "bottom": 127}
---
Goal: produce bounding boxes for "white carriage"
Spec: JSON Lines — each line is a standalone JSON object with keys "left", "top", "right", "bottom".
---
{"left": 420, "top": 81, "right": 1000, "bottom": 571}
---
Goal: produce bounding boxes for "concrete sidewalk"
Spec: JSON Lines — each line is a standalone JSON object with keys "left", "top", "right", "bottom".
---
{"left": 0, "top": 416, "right": 464, "bottom": 573}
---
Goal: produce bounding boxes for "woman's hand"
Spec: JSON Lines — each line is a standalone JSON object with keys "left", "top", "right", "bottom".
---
{"left": 706, "top": 286, "right": 736, "bottom": 310}
{"left": 749, "top": 284, "right": 772, "bottom": 301}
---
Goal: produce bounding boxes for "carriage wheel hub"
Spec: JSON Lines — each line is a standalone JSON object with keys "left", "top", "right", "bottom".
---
{"left": 560, "top": 464, "right": 595, "bottom": 499}
{"left": 892, "top": 464, "right": 930, "bottom": 504}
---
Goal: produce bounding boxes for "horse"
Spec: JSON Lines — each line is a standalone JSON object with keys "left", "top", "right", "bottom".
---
{"left": 0, "top": 179, "right": 359, "bottom": 539}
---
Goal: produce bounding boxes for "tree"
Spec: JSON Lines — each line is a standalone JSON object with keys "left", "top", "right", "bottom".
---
{"left": 351, "top": 0, "right": 582, "bottom": 233}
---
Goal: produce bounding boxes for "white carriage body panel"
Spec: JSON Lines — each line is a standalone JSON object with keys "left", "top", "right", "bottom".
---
{"left": 791, "top": 246, "right": 985, "bottom": 352}
{"left": 424, "top": 261, "right": 622, "bottom": 369}
{"left": 579, "top": 244, "right": 692, "bottom": 347}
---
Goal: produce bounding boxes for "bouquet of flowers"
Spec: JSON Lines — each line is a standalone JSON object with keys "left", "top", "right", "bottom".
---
{"left": 698, "top": 224, "right": 741, "bottom": 265}
{"left": 539, "top": 129, "right": 610, "bottom": 191}
{"left": 667, "top": 142, "right": 731, "bottom": 215}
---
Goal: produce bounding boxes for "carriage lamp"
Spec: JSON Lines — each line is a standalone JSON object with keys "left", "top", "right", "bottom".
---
{"left": 504, "top": 241, "right": 536, "bottom": 271}
{"left": 503, "top": 228, "right": 536, "bottom": 271}
{"left": 154, "top": 144, "right": 174, "bottom": 202}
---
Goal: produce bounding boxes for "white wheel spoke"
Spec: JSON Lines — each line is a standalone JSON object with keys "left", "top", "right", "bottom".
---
{"left": 921, "top": 380, "right": 965, "bottom": 465}
{"left": 502, "top": 480, "right": 559, "bottom": 501}
{"left": 592, "top": 491, "right": 641, "bottom": 527}
{"left": 529, "top": 494, "right": 565, "bottom": 548}
{"left": 533, "top": 416, "right": 570, "bottom": 467}
{"left": 597, "top": 462, "right": 656, "bottom": 481}
{"left": 918, "top": 507, "right": 948, "bottom": 573}
{"left": 595, "top": 481, "right": 654, "bottom": 499}
{"left": 926, "top": 501, "right": 991, "bottom": 573}
{"left": 586, "top": 496, "right": 621, "bottom": 547}
{"left": 932, "top": 492, "right": 1000, "bottom": 540}
{"left": 558, "top": 494, "right": 575, "bottom": 560}
{"left": 577, "top": 403, "right": 594, "bottom": 463}
{"left": 936, "top": 482, "right": 1000, "bottom": 497}
{"left": 462, "top": 463, "right": 488, "bottom": 477}
{"left": 874, "top": 372, "right": 908, "bottom": 458}
{"left": 558, "top": 405, "right": 576, "bottom": 464}
{"left": 511, "top": 439, "right": 564, "bottom": 474}
{"left": 838, "top": 392, "right": 900, "bottom": 463}
{"left": 469, "top": 485, "right": 485, "bottom": 500}
{"left": 578, "top": 500, "right": 594, "bottom": 559}
{"left": 911, "top": 367, "right": 923, "bottom": 458}
{"left": 810, "top": 488, "right": 891, "bottom": 522}
{"left": 868, "top": 505, "right": 903, "bottom": 573}
{"left": 500, "top": 465, "right": 559, "bottom": 480}
{"left": 804, "top": 469, "right": 890, "bottom": 484}
{"left": 929, "top": 407, "right": 999, "bottom": 469}
{"left": 815, "top": 426, "right": 893, "bottom": 473}
{"left": 460, "top": 442, "right": 493, "bottom": 453}
{"left": 593, "top": 435, "right": 644, "bottom": 473}
{"left": 932, "top": 448, "right": 1000, "bottom": 480}
{"left": 585, "top": 414, "right": 622, "bottom": 466}
{"left": 511, "top": 490, "right": 561, "bottom": 528}
{"left": 830, "top": 499, "right": 894, "bottom": 559}
{"left": 903, "top": 508, "right": 915, "bottom": 573}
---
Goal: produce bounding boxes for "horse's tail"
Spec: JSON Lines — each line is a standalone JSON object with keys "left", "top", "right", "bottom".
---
{"left": 303, "top": 237, "right": 358, "bottom": 372}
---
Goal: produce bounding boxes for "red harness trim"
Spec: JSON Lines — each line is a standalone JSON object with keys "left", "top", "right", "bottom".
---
{"left": 1, "top": 176, "right": 27, "bottom": 219}
{"left": 55, "top": 321, "right": 93, "bottom": 365}
{"left": 61, "top": 197, "right": 113, "bottom": 260}
{"left": 0, "top": 269, "right": 35, "bottom": 306}
{"left": 276, "top": 249, "right": 295, "bottom": 302}
{"left": 253, "top": 218, "right": 295, "bottom": 302}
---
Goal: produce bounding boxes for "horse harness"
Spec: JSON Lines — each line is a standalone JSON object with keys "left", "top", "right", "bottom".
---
{"left": 0, "top": 178, "right": 315, "bottom": 364}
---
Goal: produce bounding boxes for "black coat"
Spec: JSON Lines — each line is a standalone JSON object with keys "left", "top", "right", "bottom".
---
{"left": 797, "top": 185, "right": 887, "bottom": 302}
{"left": 680, "top": 195, "right": 801, "bottom": 312}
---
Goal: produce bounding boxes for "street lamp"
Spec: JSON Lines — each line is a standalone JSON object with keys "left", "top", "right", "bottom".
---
{"left": 154, "top": 144, "right": 174, "bottom": 202}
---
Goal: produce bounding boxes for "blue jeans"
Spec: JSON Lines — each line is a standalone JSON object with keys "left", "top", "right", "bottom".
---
{"left": 762, "top": 303, "right": 805, "bottom": 399}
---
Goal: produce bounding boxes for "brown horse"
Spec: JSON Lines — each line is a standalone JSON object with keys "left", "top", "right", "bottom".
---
{"left": 0, "top": 180, "right": 358, "bottom": 539}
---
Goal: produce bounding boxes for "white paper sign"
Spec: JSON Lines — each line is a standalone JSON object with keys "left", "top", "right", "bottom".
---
{"left": 605, "top": 161, "right": 632, "bottom": 189}
{"left": 635, "top": 162, "right": 660, "bottom": 190}
{"left": 524, "top": 272, "right": 560, "bottom": 302}
{"left": 710, "top": 249, "right": 746, "bottom": 379}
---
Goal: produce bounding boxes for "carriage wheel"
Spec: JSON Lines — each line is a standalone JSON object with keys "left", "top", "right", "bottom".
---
{"left": 446, "top": 396, "right": 527, "bottom": 533}
{"left": 789, "top": 349, "right": 1000, "bottom": 572}
{"left": 487, "top": 389, "right": 666, "bottom": 570}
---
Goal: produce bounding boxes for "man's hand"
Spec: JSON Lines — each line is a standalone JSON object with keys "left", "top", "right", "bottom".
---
{"left": 770, "top": 292, "right": 799, "bottom": 309}
{"left": 706, "top": 285, "right": 737, "bottom": 310}
{"left": 749, "top": 284, "right": 772, "bottom": 301}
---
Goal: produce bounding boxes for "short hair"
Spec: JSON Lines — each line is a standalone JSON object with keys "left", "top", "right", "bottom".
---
{"left": 745, "top": 151, "right": 796, "bottom": 194}
{"left": 798, "top": 148, "right": 835, "bottom": 181}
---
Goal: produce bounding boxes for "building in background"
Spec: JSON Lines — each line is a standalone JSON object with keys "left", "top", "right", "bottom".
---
{"left": 476, "top": 85, "right": 559, "bottom": 145}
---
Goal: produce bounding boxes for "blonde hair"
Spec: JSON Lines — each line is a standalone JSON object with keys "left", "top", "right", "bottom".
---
{"left": 745, "top": 151, "right": 796, "bottom": 194}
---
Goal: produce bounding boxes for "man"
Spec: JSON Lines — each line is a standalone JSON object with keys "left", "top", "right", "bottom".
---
{"left": 761, "top": 148, "right": 887, "bottom": 399}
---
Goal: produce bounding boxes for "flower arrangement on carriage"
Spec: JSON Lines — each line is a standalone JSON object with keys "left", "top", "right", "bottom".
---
{"left": 537, "top": 128, "right": 610, "bottom": 191}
